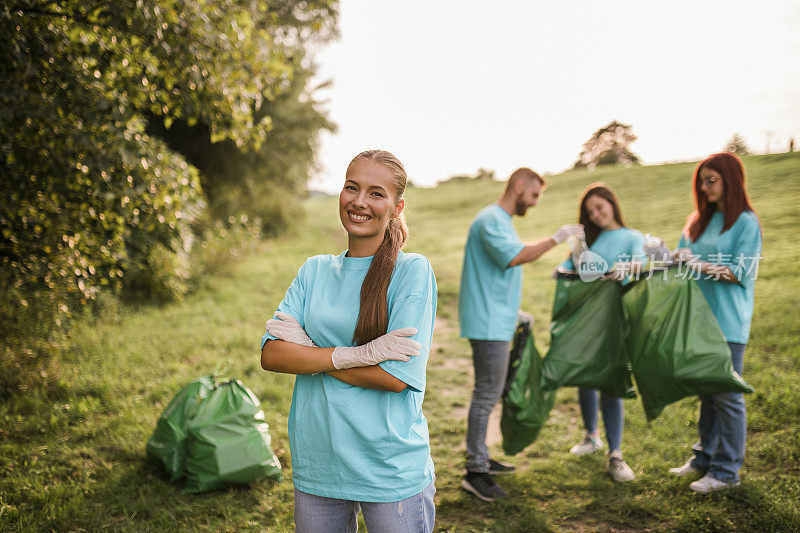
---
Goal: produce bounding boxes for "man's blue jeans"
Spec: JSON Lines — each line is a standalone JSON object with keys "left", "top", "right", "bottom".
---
{"left": 465, "top": 339, "right": 511, "bottom": 473}
{"left": 690, "top": 342, "right": 747, "bottom": 483}
{"left": 294, "top": 481, "right": 436, "bottom": 533}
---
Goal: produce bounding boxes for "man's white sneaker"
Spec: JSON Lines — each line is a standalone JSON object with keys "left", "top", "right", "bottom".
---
{"left": 607, "top": 451, "right": 635, "bottom": 482}
{"left": 669, "top": 459, "right": 701, "bottom": 477}
{"left": 569, "top": 434, "right": 604, "bottom": 456}
{"left": 689, "top": 474, "right": 740, "bottom": 493}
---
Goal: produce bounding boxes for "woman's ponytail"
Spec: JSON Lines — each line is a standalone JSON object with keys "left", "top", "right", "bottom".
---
{"left": 350, "top": 150, "right": 409, "bottom": 345}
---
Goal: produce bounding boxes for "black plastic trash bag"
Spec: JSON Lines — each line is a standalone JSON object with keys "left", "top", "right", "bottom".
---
{"left": 541, "top": 275, "right": 635, "bottom": 398}
{"left": 146, "top": 375, "right": 216, "bottom": 482}
{"left": 183, "top": 379, "right": 282, "bottom": 493}
{"left": 501, "top": 317, "right": 555, "bottom": 455}
{"left": 622, "top": 267, "right": 754, "bottom": 421}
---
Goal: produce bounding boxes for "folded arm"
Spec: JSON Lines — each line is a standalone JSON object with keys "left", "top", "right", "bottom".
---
{"left": 261, "top": 340, "right": 336, "bottom": 374}
{"left": 261, "top": 312, "right": 420, "bottom": 392}
{"left": 261, "top": 340, "right": 407, "bottom": 392}
{"left": 327, "top": 366, "right": 407, "bottom": 393}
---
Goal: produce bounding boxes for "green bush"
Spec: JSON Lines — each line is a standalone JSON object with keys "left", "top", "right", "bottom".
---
{"left": 0, "top": 122, "right": 203, "bottom": 396}
{"left": 147, "top": 57, "right": 335, "bottom": 237}
{"left": 0, "top": 1, "right": 337, "bottom": 397}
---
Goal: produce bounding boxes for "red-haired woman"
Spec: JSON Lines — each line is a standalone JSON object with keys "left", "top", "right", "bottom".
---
{"left": 563, "top": 183, "right": 646, "bottom": 483}
{"left": 669, "top": 153, "right": 762, "bottom": 493}
{"left": 260, "top": 150, "right": 436, "bottom": 531}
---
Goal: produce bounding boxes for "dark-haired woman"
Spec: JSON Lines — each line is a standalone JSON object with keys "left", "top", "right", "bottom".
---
{"left": 563, "top": 183, "right": 646, "bottom": 482}
{"left": 669, "top": 152, "right": 761, "bottom": 493}
{"left": 260, "top": 150, "right": 437, "bottom": 532}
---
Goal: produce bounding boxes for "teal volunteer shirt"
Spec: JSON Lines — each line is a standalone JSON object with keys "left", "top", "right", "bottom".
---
{"left": 679, "top": 210, "right": 762, "bottom": 344}
{"left": 562, "top": 227, "right": 647, "bottom": 283}
{"left": 261, "top": 250, "right": 437, "bottom": 502}
{"left": 459, "top": 204, "right": 525, "bottom": 341}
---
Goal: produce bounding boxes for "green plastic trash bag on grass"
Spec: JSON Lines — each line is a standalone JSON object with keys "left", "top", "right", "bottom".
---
{"left": 146, "top": 374, "right": 216, "bottom": 482}
{"left": 541, "top": 275, "right": 636, "bottom": 399}
{"left": 183, "top": 379, "right": 282, "bottom": 493}
{"left": 622, "top": 267, "right": 754, "bottom": 421}
{"left": 501, "top": 317, "right": 555, "bottom": 455}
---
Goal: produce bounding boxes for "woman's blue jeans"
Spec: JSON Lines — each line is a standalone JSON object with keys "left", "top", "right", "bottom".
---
{"left": 690, "top": 342, "right": 747, "bottom": 483}
{"left": 578, "top": 388, "right": 624, "bottom": 453}
{"left": 294, "top": 481, "right": 436, "bottom": 533}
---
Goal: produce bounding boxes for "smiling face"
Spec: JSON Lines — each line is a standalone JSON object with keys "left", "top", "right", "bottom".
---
{"left": 699, "top": 166, "right": 725, "bottom": 207}
{"left": 339, "top": 158, "right": 403, "bottom": 240}
{"left": 584, "top": 194, "right": 619, "bottom": 230}
{"left": 514, "top": 179, "right": 543, "bottom": 216}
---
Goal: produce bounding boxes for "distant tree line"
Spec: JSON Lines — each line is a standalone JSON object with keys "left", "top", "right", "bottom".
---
{"left": 440, "top": 168, "right": 497, "bottom": 185}
{"left": 571, "top": 124, "right": 797, "bottom": 170}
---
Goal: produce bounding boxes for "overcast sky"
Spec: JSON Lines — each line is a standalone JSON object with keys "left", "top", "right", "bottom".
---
{"left": 307, "top": 0, "right": 800, "bottom": 192}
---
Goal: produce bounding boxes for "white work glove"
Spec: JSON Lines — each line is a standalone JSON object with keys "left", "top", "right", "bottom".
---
{"left": 266, "top": 311, "right": 316, "bottom": 347}
{"left": 331, "top": 327, "right": 421, "bottom": 370}
{"left": 552, "top": 224, "right": 584, "bottom": 244}
{"left": 672, "top": 248, "right": 697, "bottom": 263}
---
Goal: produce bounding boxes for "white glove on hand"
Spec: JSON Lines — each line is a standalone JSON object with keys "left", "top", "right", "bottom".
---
{"left": 266, "top": 311, "right": 316, "bottom": 347}
{"left": 331, "top": 327, "right": 421, "bottom": 370}
{"left": 552, "top": 224, "right": 585, "bottom": 244}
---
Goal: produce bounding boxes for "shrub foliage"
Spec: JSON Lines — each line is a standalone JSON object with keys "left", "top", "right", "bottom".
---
{"left": 0, "top": 0, "right": 337, "bottom": 395}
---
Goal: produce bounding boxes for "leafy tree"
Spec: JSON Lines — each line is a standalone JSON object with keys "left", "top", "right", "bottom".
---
{"left": 725, "top": 134, "right": 749, "bottom": 155}
{"left": 574, "top": 120, "right": 640, "bottom": 170}
{"left": 147, "top": 55, "right": 335, "bottom": 236}
{"left": 0, "top": 0, "right": 337, "bottom": 395}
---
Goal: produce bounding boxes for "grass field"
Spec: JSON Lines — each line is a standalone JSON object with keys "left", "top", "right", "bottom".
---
{"left": 2, "top": 153, "right": 799, "bottom": 532}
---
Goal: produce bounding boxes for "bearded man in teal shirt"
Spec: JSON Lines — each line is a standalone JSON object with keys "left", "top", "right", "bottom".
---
{"left": 458, "top": 167, "right": 584, "bottom": 501}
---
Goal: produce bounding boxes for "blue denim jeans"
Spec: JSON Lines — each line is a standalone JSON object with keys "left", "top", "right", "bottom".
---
{"left": 294, "top": 481, "right": 436, "bottom": 533}
{"left": 465, "top": 339, "right": 511, "bottom": 473}
{"left": 578, "top": 388, "right": 624, "bottom": 453}
{"left": 690, "top": 342, "right": 747, "bottom": 483}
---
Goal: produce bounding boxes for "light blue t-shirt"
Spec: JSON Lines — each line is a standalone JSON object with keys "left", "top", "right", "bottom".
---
{"left": 679, "top": 210, "right": 762, "bottom": 344}
{"left": 260, "top": 250, "right": 437, "bottom": 502}
{"left": 458, "top": 204, "right": 525, "bottom": 341}
{"left": 562, "top": 227, "right": 647, "bottom": 283}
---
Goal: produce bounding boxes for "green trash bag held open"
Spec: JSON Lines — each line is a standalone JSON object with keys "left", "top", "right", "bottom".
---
{"left": 183, "top": 378, "right": 282, "bottom": 493}
{"left": 501, "top": 316, "right": 556, "bottom": 455}
{"left": 622, "top": 266, "right": 754, "bottom": 421}
{"left": 146, "top": 375, "right": 216, "bottom": 482}
{"left": 541, "top": 275, "right": 635, "bottom": 398}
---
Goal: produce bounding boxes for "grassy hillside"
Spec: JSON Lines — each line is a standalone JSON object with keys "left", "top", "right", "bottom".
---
{"left": 2, "top": 153, "right": 799, "bottom": 531}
